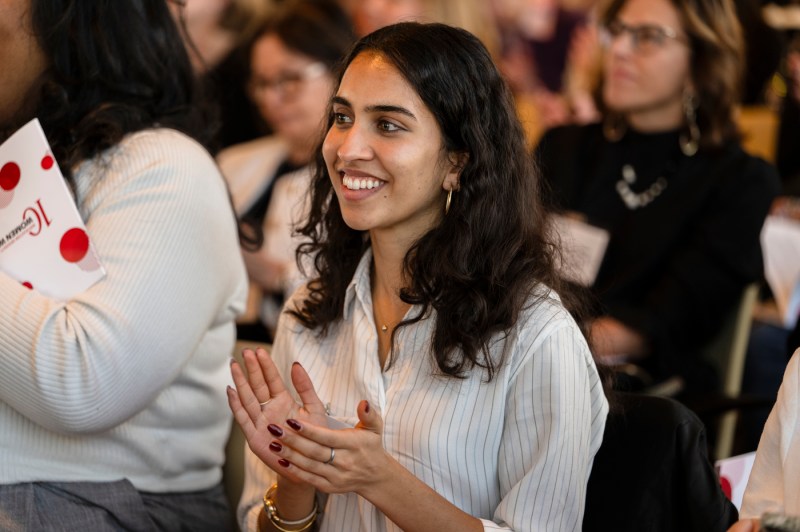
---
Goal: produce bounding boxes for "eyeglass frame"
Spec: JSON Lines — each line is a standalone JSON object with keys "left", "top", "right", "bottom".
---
{"left": 248, "top": 62, "right": 328, "bottom": 100}
{"left": 599, "top": 19, "right": 689, "bottom": 54}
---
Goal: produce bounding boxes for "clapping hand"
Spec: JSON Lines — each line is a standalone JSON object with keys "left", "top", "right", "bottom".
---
{"left": 263, "top": 398, "right": 391, "bottom": 496}
{"left": 227, "top": 347, "right": 328, "bottom": 481}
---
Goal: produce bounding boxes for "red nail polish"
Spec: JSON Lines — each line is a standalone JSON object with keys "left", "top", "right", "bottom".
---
{"left": 286, "top": 419, "right": 302, "bottom": 431}
{"left": 267, "top": 424, "right": 284, "bottom": 437}
{"left": 278, "top": 459, "right": 291, "bottom": 468}
{"left": 269, "top": 441, "right": 282, "bottom": 453}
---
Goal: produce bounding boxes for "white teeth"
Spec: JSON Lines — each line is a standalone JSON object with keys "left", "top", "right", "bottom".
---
{"left": 342, "top": 175, "right": 383, "bottom": 190}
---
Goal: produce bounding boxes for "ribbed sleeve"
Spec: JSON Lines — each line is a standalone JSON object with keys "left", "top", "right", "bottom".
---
{"left": 0, "top": 129, "right": 248, "bottom": 492}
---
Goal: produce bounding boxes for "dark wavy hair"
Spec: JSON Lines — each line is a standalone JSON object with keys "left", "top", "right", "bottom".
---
{"left": 600, "top": 0, "right": 744, "bottom": 148}
{"left": 290, "top": 22, "right": 584, "bottom": 381}
{"left": 22, "top": 0, "right": 208, "bottom": 183}
{"left": 251, "top": 0, "right": 356, "bottom": 71}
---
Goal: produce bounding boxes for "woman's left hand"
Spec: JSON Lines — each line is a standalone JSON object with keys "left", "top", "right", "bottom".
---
{"left": 265, "top": 399, "right": 391, "bottom": 495}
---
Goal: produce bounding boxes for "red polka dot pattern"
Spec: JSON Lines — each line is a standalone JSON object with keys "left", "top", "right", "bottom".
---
{"left": 0, "top": 162, "right": 21, "bottom": 191}
{"left": 719, "top": 476, "right": 732, "bottom": 500}
{"left": 21, "top": 282, "right": 33, "bottom": 290}
{"left": 41, "top": 155, "right": 54, "bottom": 170}
{"left": 59, "top": 228, "right": 90, "bottom": 263}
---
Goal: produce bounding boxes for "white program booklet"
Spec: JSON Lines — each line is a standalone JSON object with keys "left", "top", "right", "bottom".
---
{"left": 0, "top": 118, "right": 105, "bottom": 300}
{"left": 761, "top": 215, "right": 800, "bottom": 328}
{"left": 551, "top": 213, "right": 610, "bottom": 287}
{"left": 716, "top": 451, "right": 756, "bottom": 511}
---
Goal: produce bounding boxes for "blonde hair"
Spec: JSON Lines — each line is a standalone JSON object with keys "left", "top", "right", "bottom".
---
{"left": 601, "top": 0, "right": 744, "bottom": 147}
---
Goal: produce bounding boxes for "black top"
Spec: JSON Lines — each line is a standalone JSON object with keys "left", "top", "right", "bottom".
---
{"left": 536, "top": 123, "right": 780, "bottom": 390}
{"left": 583, "top": 392, "right": 738, "bottom": 531}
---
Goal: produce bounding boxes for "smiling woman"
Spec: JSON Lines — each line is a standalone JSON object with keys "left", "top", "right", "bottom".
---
{"left": 323, "top": 53, "right": 462, "bottom": 250}
{"left": 229, "top": 22, "right": 609, "bottom": 532}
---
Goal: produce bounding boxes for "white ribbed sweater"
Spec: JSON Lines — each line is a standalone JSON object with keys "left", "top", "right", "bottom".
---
{"left": 0, "top": 129, "right": 248, "bottom": 492}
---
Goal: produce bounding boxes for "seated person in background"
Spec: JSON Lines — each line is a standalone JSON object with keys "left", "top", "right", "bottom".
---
{"left": 217, "top": 0, "right": 356, "bottom": 342}
{"left": 228, "top": 22, "right": 608, "bottom": 532}
{"left": 535, "top": 0, "right": 780, "bottom": 396}
{"left": 170, "top": 0, "right": 277, "bottom": 150}
{"left": 0, "top": 0, "right": 247, "bottom": 529}
{"left": 728, "top": 349, "right": 800, "bottom": 531}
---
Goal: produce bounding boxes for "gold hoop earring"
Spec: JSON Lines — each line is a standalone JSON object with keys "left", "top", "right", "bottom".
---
{"left": 680, "top": 90, "right": 700, "bottom": 156}
{"left": 445, "top": 189, "right": 453, "bottom": 215}
{"left": 603, "top": 113, "right": 627, "bottom": 142}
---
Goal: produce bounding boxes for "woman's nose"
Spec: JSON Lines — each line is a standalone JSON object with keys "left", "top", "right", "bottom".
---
{"left": 335, "top": 125, "right": 372, "bottom": 162}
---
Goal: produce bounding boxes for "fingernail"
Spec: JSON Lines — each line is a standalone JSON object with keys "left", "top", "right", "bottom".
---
{"left": 267, "top": 424, "right": 283, "bottom": 437}
{"left": 278, "top": 459, "right": 291, "bottom": 468}
{"left": 364, "top": 401, "right": 370, "bottom": 413}
{"left": 292, "top": 361, "right": 303, "bottom": 368}
{"left": 286, "top": 419, "right": 302, "bottom": 431}
{"left": 269, "top": 441, "right": 282, "bottom": 453}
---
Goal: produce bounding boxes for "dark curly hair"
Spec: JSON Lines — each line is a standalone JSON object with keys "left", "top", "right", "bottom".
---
{"left": 290, "top": 22, "right": 586, "bottom": 381}
{"left": 17, "top": 0, "right": 208, "bottom": 183}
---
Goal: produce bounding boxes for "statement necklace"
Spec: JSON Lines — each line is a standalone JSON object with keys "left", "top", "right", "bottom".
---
{"left": 616, "top": 164, "right": 668, "bottom": 210}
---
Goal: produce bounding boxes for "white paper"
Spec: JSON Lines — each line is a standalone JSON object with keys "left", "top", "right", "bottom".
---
{"left": 716, "top": 451, "right": 756, "bottom": 511}
{"left": 551, "top": 213, "right": 610, "bottom": 287}
{"left": 0, "top": 118, "right": 105, "bottom": 300}
{"left": 761, "top": 215, "right": 800, "bottom": 328}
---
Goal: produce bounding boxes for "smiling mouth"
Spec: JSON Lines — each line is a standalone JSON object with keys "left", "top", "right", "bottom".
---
{"left": 341, "top": 173, "right": 384, "bottom": 190}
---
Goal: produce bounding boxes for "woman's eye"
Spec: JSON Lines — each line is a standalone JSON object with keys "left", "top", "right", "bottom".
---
{"left": 378, "top": 120, "right": 401, "bottom": 132}
{"left": 333, "top": 112, "right": 352, "bottom": 125}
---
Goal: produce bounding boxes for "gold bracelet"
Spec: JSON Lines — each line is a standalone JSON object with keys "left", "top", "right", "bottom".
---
{"left": 262, "top": 483, "right": 318, "bottom": 532}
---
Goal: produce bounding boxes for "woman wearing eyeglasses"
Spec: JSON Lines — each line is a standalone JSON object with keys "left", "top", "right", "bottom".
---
{"left": 217, "top": 0, "right": 356, "bottom": 342}
{"left": 535, "top": 0, "right": 780, "bottom": 397}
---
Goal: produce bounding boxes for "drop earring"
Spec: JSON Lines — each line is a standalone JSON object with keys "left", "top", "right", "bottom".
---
{"left": 679, "top": 90, "right": 700, "bottom": 156}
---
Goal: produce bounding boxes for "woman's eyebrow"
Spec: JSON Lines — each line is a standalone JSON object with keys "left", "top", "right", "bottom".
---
{"left": 331, "top": 96, "right": 417, "bottom": 121}
{"left": 331, "top": 95, "right": 352, "bottom": 108}
{"left": 364, "top": 104, "right": 417, "bottom": 121}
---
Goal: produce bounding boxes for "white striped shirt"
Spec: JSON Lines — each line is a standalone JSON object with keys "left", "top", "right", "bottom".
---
{"left": 239, "top": 250, "right": 608, "bottom": 531}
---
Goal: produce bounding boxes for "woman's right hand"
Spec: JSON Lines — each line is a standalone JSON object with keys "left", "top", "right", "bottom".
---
{"left": 227, "top": 347, "right": 328, "bottom": 483}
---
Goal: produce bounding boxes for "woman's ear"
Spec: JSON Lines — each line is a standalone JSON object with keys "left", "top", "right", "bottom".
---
{"left": 443, "top": 151, "right": 469, "bottom": 191}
